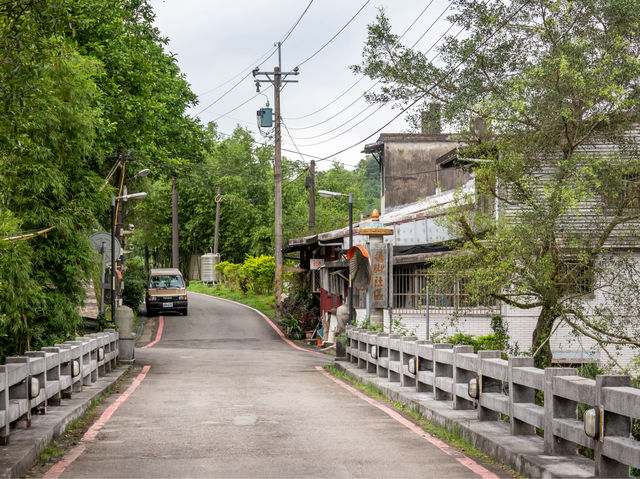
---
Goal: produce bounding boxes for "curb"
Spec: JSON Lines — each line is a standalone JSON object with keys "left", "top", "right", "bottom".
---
{"left": 333, "top": 360, "right": 597, "bottom": 479}
{"left": 0, "top": 367, "right": 128, "bottom": 479}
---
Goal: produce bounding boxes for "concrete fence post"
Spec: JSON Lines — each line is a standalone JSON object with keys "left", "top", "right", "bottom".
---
{"left": 415, "top": 340, "right": 433, "bottom": 393}
{"left": 453, "top": 345, "right": 475, "bottom": 410}
{"left": 477, "top": 351, "right": 502, "bottom": 421}
{"left": 508, "top": 356, "right": 535, "bottom": 435}
{"left": 543, "top": 367, "right": 578, "bottom": 455}
{"left": 401, "top": 337, "right": 418, "bottom": 388}
{"left": 594, "top": 375, "right": 631, "bottom": 478}
{"left": 0, "top": 366, "right": 7, "bottom": 445}
{"left": 366, "top": 332, "right": 379, "bottom": 374}
{"left": 433, "top": 343, "right": 453, "bottom": 401}
{"left": 388, "top": 334, "right": 403, "bottom": 383}
{"left": 376, "top": 333, "right": 390, "bottom": 378}
{"left": 359, "top": 330, "right": 371, "bottom": 370}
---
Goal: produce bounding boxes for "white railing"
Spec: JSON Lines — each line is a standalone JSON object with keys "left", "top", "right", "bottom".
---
{"left": 346, "top": 326, "right": 640, "bottom": 478}
{"left": 0, "top": 330, "right": 119, "bottom": 444}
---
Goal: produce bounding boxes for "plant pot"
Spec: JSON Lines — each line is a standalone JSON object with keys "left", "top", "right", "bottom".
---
{"left": 304, "top": 330, "right": 314, "bottom": 340}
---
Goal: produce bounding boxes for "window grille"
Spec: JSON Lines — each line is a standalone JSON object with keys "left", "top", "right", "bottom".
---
{"left": 392, "top": 264, "right": 498, "bottom": 314}
{"left": 560, "top": 259, "right": 593, "bottom": 296}
{"left": 311, "top": 270, "right": 320, "bottom": 293}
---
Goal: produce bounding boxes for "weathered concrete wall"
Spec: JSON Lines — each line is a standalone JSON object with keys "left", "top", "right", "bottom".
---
{"left": 382, "top": 138, "right": 469, "bottom": 211}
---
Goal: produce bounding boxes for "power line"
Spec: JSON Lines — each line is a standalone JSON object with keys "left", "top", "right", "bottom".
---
{"left": 279, "top": 0, "right": 454, "bottom": 143}
{"left": 280, "top": 0, "right": 315, "bottom": 45}
{"left": 285, "top": 103, "right": 381, "bottom": 145}
{"left": 196, "top": 46, "right": 277, "bottom": 99}
{"left": 284, "top": 76, "right": 369, "bottom": 121}
{"left": 209, "top": 85, "right": 273, "bottom": 123}
{"left": 311, "top": 0, "right": 533, "bottom": 164}
{"left": 294, "top": 0, "right": 372, "bottom": 68}
{"left": 194, "top": 1, "right": 314, "bottom": 118}
{"left": 280, "top": 119, "right": 308, "bottom": 164}
{"left": 285, "top": 82, "right": 375, "bottom": 130}
{"left": 285, "top": 2, "right": 464, "bottom": 149}
{"left": 284, "top": 0, "right": 440, "bottom": 122}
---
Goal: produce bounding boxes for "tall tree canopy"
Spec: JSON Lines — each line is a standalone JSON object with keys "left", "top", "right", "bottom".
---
{"left": 0, "top": 0, "right": 201, "bottom": 359}
{"left": 356, "top": 0, "right": 640, "bottom": 367}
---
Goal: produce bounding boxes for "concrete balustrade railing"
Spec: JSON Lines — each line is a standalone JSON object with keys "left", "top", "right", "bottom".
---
{"left": 345, "top": 326, "right": 640, "bottom": 478}
{"left": 0, "top": 329, "right": 118, "bottom": 446}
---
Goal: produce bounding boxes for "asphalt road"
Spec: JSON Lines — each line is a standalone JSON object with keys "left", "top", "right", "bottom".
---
{"left": 51, "top": 292, "right": 510, "bottom": 478}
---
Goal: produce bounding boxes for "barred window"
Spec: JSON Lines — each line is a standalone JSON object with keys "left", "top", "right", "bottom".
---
{"left": 392, "top": 265, "right": 498, "bottom": 312}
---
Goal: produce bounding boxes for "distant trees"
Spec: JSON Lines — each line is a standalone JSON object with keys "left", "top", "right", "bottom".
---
{"left": 132, "top": 125, "right": 381, "bottom": 267}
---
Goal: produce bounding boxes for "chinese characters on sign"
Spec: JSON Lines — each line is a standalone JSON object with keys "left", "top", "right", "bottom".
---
{"left": 310, "top": 258, "right": 325, "bottom": 270}
{"left": 371, "top": 244, "right": 388, "bottom": 308}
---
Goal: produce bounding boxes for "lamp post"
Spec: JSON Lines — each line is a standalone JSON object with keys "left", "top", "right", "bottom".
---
{"left": 318, "top": 189, "right": 353, "bottom": 325}
{"left": 111, "top": 191, "right": 147, "bottom": 318}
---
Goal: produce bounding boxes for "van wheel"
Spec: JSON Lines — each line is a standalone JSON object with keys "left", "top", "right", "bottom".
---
{"left": 181, "top": 308, "right": 188, "bottom": 316}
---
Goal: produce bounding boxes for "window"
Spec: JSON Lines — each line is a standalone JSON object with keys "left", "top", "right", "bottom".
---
{"left": 393, "top": 264, "right": 428, "bottom": 311}
{"left": 426, "top": 271, "right": 498, "bottom": 312}
{"left": 623, "top": 174, "right": 640, "bottom": 212}
{"left": 559, "top": 259, "right": 593, "bottom": 296}
{"left": 311, "top": 270, "right": 320, "bottom": 293}
{"left": 604, "top": 173, "right": 640, "bottom": 212}
{"left": 149, "top": 274, "right": 184, "bottom": 289}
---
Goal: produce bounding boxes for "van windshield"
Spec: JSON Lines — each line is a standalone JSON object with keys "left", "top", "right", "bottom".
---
{"left": 149, "top": 275, "right": 184, "bottom": 289}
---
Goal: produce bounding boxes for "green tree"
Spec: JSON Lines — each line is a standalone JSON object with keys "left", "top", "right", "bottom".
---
{"left": 0, "top": 1, "right": 107, "bottom": 355}
{"left": 356, "top": 0, "right": 640, "bottom": 367}
{"left": 0, "top": 0, "right": 204, "bottom": 358}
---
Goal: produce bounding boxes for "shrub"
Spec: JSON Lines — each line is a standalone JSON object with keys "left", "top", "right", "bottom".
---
{"left": 241, "top": 255, "right": 274, "bottom": 294}
{"left": 122, "top": 259, "right": 146, "bottom": 312}
{"left": 215, "top": 261, "right": 247, "bottom": 292}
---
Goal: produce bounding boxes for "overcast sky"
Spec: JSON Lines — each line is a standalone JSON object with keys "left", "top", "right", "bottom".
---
{"left": 149, "top": 0, "right": 452, "bottom": 169}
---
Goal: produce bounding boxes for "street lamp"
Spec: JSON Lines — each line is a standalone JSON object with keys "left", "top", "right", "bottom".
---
{"left": 111, "top": 191, "right": 147, "bottom": 318}
{"left": 318, "top": 189, "right": 354, "bottom": 325}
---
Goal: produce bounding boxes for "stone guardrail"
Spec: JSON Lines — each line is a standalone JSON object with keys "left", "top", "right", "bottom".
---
{"left": 0, "top": 329, "right": 119, "bottom": 445}
{"left": 345, "top": 326, "right": 640, "bottom": 478}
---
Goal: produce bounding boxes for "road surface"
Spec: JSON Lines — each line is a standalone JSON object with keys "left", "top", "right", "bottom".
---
{"left": 44, "top": 292, "right": 510, "bottom": 478}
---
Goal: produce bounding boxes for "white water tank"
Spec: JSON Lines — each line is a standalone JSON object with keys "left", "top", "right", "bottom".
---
{"left": 200, "top": 253, "right": 220, "bottom": 284}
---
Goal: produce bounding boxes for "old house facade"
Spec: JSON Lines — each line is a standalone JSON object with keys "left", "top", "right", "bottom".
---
{"left": 285, "top": 128, "right": 640, "bottom": 368}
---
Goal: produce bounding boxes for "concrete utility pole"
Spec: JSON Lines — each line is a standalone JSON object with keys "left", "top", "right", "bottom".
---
{"left": 253, "top": 42, "right": 299, "bottom": 315}
{"left": 308, "top": 160, "right": 315, "bottom": 234}
{"left": 213, "top": 187, "right": 221, "bottom": 255}
{"left": 172, "top": 177, "right": 179, "bottom": 269}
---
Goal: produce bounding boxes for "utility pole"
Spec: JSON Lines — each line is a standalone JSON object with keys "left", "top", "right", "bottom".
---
{"left": 307, "top": 160, "right": 315, "bottom": 234}
{"left": 253, "top": 42, "right": 299, "bottom": 315}
{"left": 172, "top": 177, "right": 179, "bottom": 269}
{"left": 213, "top": 187, "right": 221, "bottom": 255}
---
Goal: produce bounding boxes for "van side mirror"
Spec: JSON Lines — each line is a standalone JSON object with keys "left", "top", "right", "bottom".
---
{"left": 185, "top": 280, "right": 190, "bottom": 287}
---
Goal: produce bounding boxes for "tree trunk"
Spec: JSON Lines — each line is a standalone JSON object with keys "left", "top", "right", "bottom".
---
{"left": 531, "top": 305, "right": 557, "bottom": 368}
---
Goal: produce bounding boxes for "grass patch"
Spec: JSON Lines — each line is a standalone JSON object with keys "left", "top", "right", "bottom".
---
{"left": 39, "top": 441, "right": 64, "bottom": 462}
{"left": 188, "top": 281, "right": 275, "bottom": 318}
{"left": 324, "top": 364, "right": 522, "bottom": 478}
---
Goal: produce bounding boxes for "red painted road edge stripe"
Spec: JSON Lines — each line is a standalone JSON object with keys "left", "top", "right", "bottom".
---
{"left": 141, "top": 315, "right": 164, "bottom": 349}
{"left": 191, "top": 292, "right": 323, "bottom": 355}
{"left": 43, "top": 365, "right": 151, "bottom": 479}
{"left": 316, "top": 366, "right": 500, "bottom": 479}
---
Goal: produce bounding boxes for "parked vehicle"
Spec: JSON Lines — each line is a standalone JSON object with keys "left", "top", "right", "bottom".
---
{"left": 146, "top": 268, "right": 188, "bottom": 316}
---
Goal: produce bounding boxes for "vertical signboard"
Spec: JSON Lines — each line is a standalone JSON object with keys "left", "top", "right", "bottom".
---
{"left": 370, "top": 243, "right": 390, "bottom": 308}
